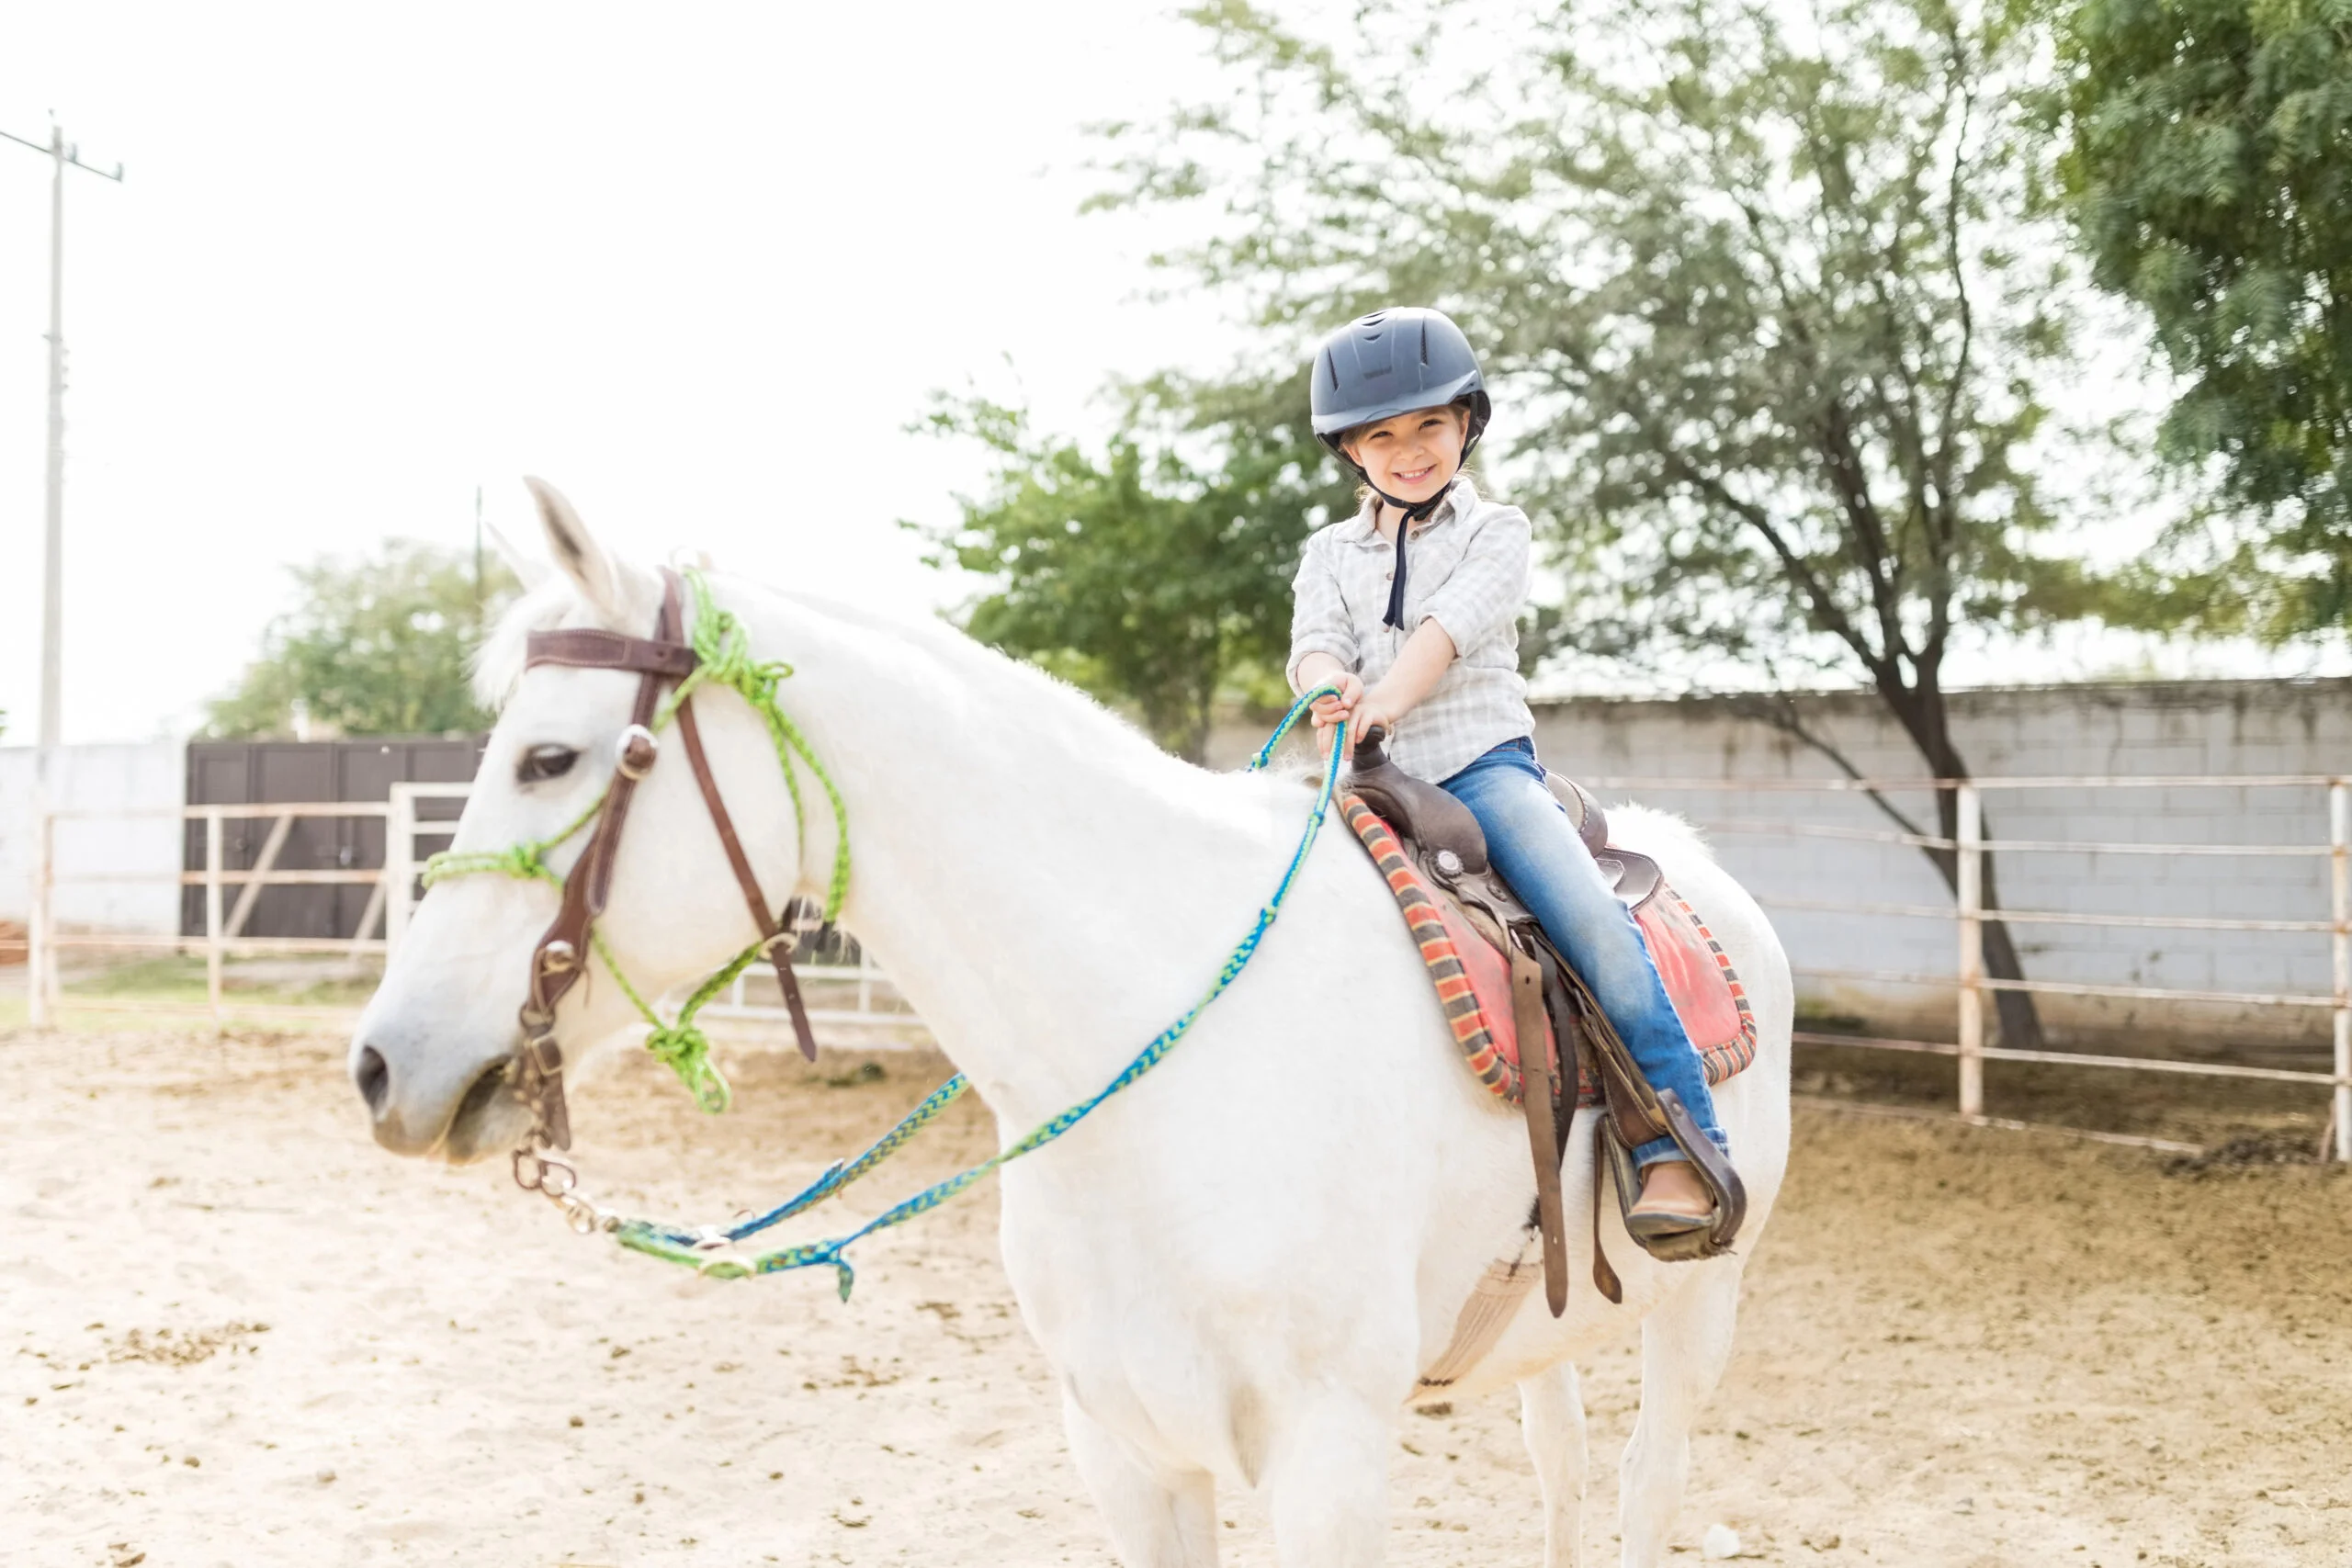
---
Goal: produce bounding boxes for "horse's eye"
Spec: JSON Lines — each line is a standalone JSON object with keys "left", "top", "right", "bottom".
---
{"left": 517, "top": 744, "right": 579, "bottom": 784}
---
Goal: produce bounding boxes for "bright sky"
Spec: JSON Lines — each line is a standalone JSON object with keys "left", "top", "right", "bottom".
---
{"left": 0, "top": 2, "right": 1231, "bottom": 743}
{"left": 4, "top": 5, "right": 2343, "bottom": 746}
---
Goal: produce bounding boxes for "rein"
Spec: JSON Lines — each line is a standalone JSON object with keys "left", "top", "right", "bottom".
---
{"left": 424, "top": 572, "right": 1351, "bottom": 1299}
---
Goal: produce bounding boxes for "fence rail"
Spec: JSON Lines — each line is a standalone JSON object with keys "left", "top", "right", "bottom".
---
{"left": 24, "top": 788, "right": 920, "bottom": 1039}
{"left": 1599, "top": 772, "right": 2351, "bottom": 1162}
{"left": 26, "top": 772, "right": 2351, "bottom": 1161}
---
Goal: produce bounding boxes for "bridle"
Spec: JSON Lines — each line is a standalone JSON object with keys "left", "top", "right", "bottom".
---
{"left": 504, "top": 568, "right": 822, "bottom": 1155}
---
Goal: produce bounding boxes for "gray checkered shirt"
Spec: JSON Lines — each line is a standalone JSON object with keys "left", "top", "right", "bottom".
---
{"left": 1285, "top": 475, "right": 1534, "bottom": 784}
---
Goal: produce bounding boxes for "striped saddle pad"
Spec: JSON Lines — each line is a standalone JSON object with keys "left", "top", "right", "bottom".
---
{"left": 1340, "top": 794, "right": 1757, "bottom": 1107}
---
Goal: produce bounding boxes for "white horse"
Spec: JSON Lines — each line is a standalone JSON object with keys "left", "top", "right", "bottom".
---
{"left": 353, "top": 483, "right": 1792, "bottom": 1567}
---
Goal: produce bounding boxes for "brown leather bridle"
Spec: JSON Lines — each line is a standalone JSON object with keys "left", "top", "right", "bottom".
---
{"left": 510, "top": 568, "right": 820, "bottom": 1152}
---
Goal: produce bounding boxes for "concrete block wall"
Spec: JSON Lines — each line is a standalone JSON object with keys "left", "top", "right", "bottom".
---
{"left": 1217, "top": 679, "right": 2348, "bottom": 1057}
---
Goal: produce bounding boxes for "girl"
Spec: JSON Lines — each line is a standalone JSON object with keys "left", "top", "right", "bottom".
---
{"left": 1287, "top": 306, "right": 1728, "bottom": 1234}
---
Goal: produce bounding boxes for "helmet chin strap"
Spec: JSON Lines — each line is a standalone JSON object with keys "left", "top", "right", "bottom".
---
{"left": 1374, "top": 485, "right": 1443, "bottom": 631}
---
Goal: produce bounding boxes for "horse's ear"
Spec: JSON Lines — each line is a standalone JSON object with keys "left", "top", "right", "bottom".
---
{"left": 481, "top": 516, "right": 549, "bottom": 592}
{"left": 524, "top": 476, "right": 627, "bottom": 622}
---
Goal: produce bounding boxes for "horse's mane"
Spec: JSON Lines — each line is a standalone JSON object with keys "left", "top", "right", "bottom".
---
{"left": 473, "top": 574, "right": 594, "bottom": 708}
{"left": 470, "top": 564, "right": 1264, "bottom": 796}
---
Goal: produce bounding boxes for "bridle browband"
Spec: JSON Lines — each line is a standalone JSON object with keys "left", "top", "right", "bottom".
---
{"left": 511, "top": 568, "right": 820, "bottom": 1152}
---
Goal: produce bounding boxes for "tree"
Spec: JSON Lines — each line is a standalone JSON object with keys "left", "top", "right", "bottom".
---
{"left": 208, "top": 540, "right": 518, "bottom": 739}
{"left": 2052, "top": 0, "right": 2352, "bottom": 639}
{"left": 908, "top": 375, "right": 1357, "bottom": 761}
{"left": 1091, "top": 0, "right": 2130, "bottom": 1045}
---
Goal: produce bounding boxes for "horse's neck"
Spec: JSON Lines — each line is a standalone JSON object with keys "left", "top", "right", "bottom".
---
{"left": 739, "top": 590, "right": 1295, "bottom": 1128}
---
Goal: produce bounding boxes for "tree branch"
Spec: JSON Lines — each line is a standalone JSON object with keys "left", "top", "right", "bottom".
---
{"left": 1723, "top": 689, "right": 1941, "bottom": 854}
{"left": 1926, "top": 27, "right": 1980, "bottom": 666}
{"left": 1659, "top": 449, "right": 1889, "bottom": 678}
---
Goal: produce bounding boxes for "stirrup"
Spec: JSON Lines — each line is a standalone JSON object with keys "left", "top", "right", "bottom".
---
{"left": 1597, "top": 1089, "right": 1747, "bottom": 1263}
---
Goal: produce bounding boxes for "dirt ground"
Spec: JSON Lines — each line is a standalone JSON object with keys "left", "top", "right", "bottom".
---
{"left": 3, "top": 1027, "right": 2347, "bottom": 1568}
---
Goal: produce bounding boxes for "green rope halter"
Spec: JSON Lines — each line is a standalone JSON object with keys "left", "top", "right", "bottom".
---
{"left": 421, "top": 570, "right": 853, "bottom": 1113}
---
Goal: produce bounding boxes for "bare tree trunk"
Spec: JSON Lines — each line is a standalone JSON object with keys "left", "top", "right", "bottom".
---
{"left": 1730, "top": 691, "right": 2045, "bottom": 1049}
{"left": 1928, "top": 784, "right": 2044, "bottom": 1051}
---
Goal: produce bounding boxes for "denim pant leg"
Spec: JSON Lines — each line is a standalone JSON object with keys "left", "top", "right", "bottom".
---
{"left": 1440, "top": 741, "right": 1728, "bottom": 1166}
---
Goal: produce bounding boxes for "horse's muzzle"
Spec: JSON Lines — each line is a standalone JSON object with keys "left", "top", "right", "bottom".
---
{"left": 353, "top": 1037, "right": 522, "bottom": 1163}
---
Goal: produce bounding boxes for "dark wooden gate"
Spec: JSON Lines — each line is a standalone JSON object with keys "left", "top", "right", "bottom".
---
{"left": 181, "top": 738, "right": 486, "bottom": 940}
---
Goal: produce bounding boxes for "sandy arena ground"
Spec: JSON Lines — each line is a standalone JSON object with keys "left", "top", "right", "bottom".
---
{"left": 3, "top": 1026, "right": 2347, "bottom": 1568}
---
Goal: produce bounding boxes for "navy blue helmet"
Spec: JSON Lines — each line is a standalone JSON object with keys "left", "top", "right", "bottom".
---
{"left": 1308, "top": 307, "right": 1491, "bottom": 457}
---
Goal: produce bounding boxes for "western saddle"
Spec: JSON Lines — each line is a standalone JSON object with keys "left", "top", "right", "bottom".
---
{"left": 1343, "top": 730, "right": 1747, "bottom": 1315}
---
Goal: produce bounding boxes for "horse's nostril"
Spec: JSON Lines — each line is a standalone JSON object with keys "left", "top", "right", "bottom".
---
{"left": 355, "top": 1045, "right": 391, "bottom": 1117}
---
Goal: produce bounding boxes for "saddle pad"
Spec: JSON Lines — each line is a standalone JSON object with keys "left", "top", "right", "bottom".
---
{"left": 1341, "top": 795, "right": 1757, "bottom": 1107}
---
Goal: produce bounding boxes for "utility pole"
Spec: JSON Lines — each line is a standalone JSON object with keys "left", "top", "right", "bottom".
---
{"left": 3, "top": 118, "right": 125, "bottom": 756}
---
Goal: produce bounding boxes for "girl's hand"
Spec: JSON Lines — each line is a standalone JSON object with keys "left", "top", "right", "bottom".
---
{"left": 1348, "top": 687, "right": 1399, "bottom": 749}
{"left": 1309, "top": 672, "right": 1364, "bottom": 754}
{"left": 1307, "top": 671, "right": 1363, "bottom": 738}
{"left": 1309, "top": 674, "right": 1398, "bottom": 756}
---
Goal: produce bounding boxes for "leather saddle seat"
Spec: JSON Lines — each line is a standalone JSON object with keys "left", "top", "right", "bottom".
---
{"left": 1342, "top": 743, "right": 1664, "bottom": 913}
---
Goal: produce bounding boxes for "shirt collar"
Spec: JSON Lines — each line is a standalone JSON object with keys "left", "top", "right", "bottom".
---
{"left": 1338, "top": 474, "right": 1480, "bottom": 547}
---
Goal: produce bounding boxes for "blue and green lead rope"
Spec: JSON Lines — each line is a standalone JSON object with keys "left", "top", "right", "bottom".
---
{"left": 617, "top": 687, "right": 1350, "bottom": 1297}
{"left": 421, "top": 565, "right": 1347, "bottom": 1299}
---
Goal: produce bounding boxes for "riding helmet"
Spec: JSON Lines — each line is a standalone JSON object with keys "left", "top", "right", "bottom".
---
{"left": 1308, "top": 307, "right": 1492, "bottom": 459}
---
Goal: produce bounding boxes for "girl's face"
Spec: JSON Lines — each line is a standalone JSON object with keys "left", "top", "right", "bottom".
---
{"left": 1341, "top": 405, "right": 1468, "bottom": 508}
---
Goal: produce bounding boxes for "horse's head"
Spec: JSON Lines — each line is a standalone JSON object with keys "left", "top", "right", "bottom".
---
{"left": 351, "top": 480, "right": 799, "bottom": 1161}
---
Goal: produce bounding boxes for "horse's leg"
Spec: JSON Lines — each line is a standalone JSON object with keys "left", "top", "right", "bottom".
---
{"left": 1063, "top": 1392, "right": 1219, "bottom": 1568}
{"left": 1617, "top": 1260, "right": 1744, "bottom": 1568}
{"left": 1264, "top": 1395, "right": 1393, "bottom": 1568}
{"left": 1520, "top": 1360, "right": 1589, "bottom": 1568}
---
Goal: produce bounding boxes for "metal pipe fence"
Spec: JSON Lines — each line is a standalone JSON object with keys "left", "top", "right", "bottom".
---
{"left": 27, "top": 774, "right": 2350, "bottom": 1161}
{"left": 1584, "top": 772, "right": 2352, "bottom": 1162}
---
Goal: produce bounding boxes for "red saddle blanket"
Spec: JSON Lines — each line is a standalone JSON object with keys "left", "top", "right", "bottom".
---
{"left": 1341, "top": 795, "right": 1757, "bottom": 1107}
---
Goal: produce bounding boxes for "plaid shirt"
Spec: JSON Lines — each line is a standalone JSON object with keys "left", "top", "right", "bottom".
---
{"left": 1285, "top": 475, "right": 1534, "bottom": 783}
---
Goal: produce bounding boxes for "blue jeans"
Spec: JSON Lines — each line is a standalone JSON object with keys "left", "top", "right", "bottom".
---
{"left": 1440, "top": 738, "right": 1727, "bottom": 1168}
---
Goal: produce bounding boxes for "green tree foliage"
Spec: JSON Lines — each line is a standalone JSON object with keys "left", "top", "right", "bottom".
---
{"left": 2052, "top": 0, "right": 2352, "bottom": 637}
{"left": 909, "top": 376, "right": 1356, "bottom": 761}
{"left": 1093, "top": 0, "right": 2111, "bottom": 1042}
{"left": 207, "top": 540, "right": 518, "bottom": 739}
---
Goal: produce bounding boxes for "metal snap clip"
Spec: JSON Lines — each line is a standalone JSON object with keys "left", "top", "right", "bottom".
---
{"left": 538, "top": 939, "right": 579, "bottom": 976}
